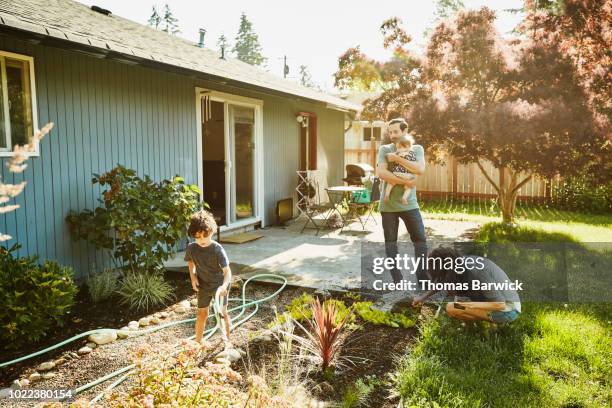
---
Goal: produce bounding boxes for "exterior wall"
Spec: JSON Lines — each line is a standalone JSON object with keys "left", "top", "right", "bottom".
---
{"left": 0, "top": 36, "right": 346, "bottom": 279}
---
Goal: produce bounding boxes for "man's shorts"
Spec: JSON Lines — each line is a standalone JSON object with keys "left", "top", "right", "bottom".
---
{"left": 197, "top": 283, "right": 229, "bottom": 309}
{"left": 488, "top": 309, "right": 520, "bottom": 323}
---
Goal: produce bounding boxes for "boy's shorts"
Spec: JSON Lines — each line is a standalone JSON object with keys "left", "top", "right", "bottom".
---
{"left": 197, "top": 284, "right": 229, "bottom": 309}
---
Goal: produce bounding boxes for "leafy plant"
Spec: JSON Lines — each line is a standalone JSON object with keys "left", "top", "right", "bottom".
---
{"left": 104, "top": 340, "right": 251, "bottom": 407}
{"left": 0, "top": 245, "right": 77, "bottom": 349}
{"left": 353, "top": 301, "right": 417, "bottom": 328}
{"left": 116, "top": 272, "right": 175, "bottom": 311}
{"left": 271, "top": 293, "right": 356, "bottom": 328}
{"left": 66, "top": 165, "right": 202, "bottom": 274}
{"left": 341, "top": 376, "right": 381, "bottom": 408}
{"left": 86, "top": 267, "right": 119, "bottom": 303}
{"left": 552, "top": 175, "right": 612, "bottom": 214}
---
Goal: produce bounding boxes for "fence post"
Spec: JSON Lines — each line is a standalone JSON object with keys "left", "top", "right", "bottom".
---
{"left": 452, "top": 156, "right": 458, "bottom": 197}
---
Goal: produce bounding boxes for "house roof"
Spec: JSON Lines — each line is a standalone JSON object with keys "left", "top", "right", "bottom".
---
{"left": 0, "top": 0, "right": 362, "bottom": 112}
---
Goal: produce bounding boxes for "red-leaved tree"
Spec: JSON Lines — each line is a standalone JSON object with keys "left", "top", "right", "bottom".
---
{"left": 334, "top": 8, "right": 609, "bottom": 223}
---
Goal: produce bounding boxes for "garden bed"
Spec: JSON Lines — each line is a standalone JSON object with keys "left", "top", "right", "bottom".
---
{"left": 1, "top": 278, "right": 421, "bottom": 407}
{"left": 1, "top": 268, "right": 198, "bottom": 389}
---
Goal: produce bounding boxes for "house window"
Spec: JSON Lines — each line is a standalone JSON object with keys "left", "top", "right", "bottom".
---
{"left": 0, "top": 50, "right": 37, "bottom": 156}
{"left": 362, "top": 125, "right": 381, "bottom": 141}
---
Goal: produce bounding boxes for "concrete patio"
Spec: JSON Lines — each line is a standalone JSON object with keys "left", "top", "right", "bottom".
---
{"left": 166, "top": 214, "right": 480, "bottom": 291}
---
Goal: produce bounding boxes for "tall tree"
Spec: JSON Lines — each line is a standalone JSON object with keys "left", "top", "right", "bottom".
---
{"left": 299, "top": 65, "right": 316, "bottom": 88}
{"left": 334, "top": 9, "right": 607, "bottom": 223}
{"left": 434, "top": 0, "right": 465, "bottom": 19}
{"left": 162, "top": 3, "right": 180, "bottom": 35}
{"left": 217, "top": 34, "right": 230, "bottom": 56}
{"left": 147, "top": 5, "right": 161, "bottom": 30}
{"left": 521, "top": 0, "right": 611, "bottom": 120}
{"left": 232, "top": 13, "right": 267, "bottom": 66}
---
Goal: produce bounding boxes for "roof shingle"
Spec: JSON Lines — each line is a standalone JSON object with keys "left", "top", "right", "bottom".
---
{"left": 0, "top": 0, "right": 361, "bottom": 112}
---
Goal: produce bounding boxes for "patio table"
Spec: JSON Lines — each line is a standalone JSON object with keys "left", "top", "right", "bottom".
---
{"left": 325, "top": 186, "right": 367, "bottom": 231}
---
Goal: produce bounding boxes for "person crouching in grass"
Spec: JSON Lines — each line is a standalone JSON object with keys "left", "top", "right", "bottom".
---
{"left": 185, "top": 210, "right": 232, "bottom": 348}
{"left": 413, "top": 245, "right": 521, "bottom": 324}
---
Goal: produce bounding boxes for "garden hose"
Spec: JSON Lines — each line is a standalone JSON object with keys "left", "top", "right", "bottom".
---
{"left": 0, "top": 273, "right": 287, "bottom": 404}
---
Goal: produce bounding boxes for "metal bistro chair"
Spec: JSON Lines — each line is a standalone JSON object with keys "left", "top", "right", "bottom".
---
{"left": 348, "top": 176, "right": 381, "bottom": 229}
{"left": 300, "top": 180, "right": 337, "bottom": 235}
{"left": 324, "top": 187, "right": 350, "bottom": 232}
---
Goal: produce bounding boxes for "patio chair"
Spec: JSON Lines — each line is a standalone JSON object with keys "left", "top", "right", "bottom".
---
{"left": 348, "top": 176, "right": 381, "bottom": 229}
{"left": 300, "top": 180, "right": 337, "bottom": 235}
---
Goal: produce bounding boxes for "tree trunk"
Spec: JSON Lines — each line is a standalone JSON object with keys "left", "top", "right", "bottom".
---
{"left": 476, "top": 162, "right": 532, "bottom": 225}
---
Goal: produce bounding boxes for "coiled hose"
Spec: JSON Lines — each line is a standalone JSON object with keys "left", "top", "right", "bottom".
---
{"left": 0, "top": 273, "right": 287, "bottom": 404}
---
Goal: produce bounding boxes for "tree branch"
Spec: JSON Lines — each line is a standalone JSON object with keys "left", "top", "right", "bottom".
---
{"left": 476, "top": 160, "right": 500, "bottom": 193}
{"left": 511, "top": 173, "right": 533, "bottom": 195}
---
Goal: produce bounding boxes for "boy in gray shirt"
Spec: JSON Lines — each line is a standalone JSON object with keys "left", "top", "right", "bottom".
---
{"left": 184, "top": 210, "right": 232, "bottom": 347}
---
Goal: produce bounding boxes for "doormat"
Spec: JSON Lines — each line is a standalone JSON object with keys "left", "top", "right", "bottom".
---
{"left": 220, "top": 231, "right": 264, "bottom": 244}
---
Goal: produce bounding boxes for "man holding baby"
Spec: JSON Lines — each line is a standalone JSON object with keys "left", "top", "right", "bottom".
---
{"left": 375, "top": 118, "right": 428, "bottom": 286}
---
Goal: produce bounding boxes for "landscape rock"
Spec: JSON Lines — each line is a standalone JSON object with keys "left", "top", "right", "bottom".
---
{"left": 190, "top": 298, "right": 198, "bottom": 306}
{"left": 160, "top": 311, "right": 169, "bottom": 318}
{"left": 54, "top": 358, "right": 67, "bottom": 367}
{"left": 28, "top": 373, "right": 41, "bottom": 382}
{"left": 88, "top": 330, "right": 117, "bottom": 345}
{"left": 19, "top": 379, "right": 29, "bottom": 387}
{"left": 139, "top": 317, "right": 150, "bottom": 327}
{"left": 128, "top": 320, "right": 139, "bottom": 328}
{"left": 117, "top": 327, "right": 130, "bottom": 339}
{"left": 68, "top": 352, "right": 80, "bottom": 359}
{"left": 251, "top": 331, "right": 273, "bottom": 343}
{"left": 42, "top": 373, "right": 56, "bottom": 380}
{"left": 149, "top": 316, "right": 160, "bottom": 325}
{"left": 77, "top": 346, "right": 92, "bottom": 355}
{"left": 215, "top": 357, "right": 231, "bottom": 366}
{"left": 174, "top": 306, "right": 187, "bottom": 314}
{"left": 179, "top": 300, "right": 191, "bottom": 309}
{"left": 11, "top": 379, "right": 21, "bottom": 389}
{"left": 86, "top": 342, "right": 98, "bottom": 349}
{"left": 37, "top": 361, "right": 55, "bottom": 371}
{"left": 215, "top": 348, "right": 242, "bottom": 363}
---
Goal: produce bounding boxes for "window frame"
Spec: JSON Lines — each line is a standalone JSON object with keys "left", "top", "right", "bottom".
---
{"left": 0, "top": 50, "right": 38, "bottom": 158}
{"left": 362, "top": 122, "right": 382, "bottom": 142}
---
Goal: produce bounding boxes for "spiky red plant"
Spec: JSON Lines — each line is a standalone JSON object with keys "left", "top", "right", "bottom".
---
{"left": 306, "top": 298, "right": 351, "bottom": 371}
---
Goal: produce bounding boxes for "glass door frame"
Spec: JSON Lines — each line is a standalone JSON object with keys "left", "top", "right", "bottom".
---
{"left": 195, "top": 87, "right": 264, "bottom": 230}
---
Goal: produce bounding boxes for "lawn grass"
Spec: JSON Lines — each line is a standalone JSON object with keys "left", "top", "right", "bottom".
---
{"left": 394, "top": 304, "right": 611, "bottom": 407}
{"left": 393, "top": 222, "right": 611, "bottom": 407}
{"left": 419, "top": 199, "right": 612, "bottom": 242}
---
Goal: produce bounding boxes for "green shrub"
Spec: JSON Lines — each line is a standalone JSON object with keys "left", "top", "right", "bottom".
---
{"left": 552, "top": 175, "right": 612, "bottom": 214}
{"left": 117, "top": 272, "right": 175, "bottom": 311}
{"left": 272, "top": 293, "right": 416, "bottom": 329}
{"left": 86, "top": 268, "right": 119, "bottom": 303}
{"left": 341, "top": 376, "right": 381, "bottom": 408}
{"left": 0, "top": 245, "right": 77, "bottom": 349}
{"left": 66, "top": 165, "right": 202, "bottom": 274}
{"left": 353, "top": 301, "right": 416, "bottom": 328}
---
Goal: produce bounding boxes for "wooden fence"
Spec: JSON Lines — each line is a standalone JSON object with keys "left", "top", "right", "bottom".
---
{"left": 345, "top": 144, "right": 558, "bottom": 201}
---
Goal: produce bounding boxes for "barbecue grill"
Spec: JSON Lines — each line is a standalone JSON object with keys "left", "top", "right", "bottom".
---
{"left": 343, "top": 163, "right": 374, "bottom": 186}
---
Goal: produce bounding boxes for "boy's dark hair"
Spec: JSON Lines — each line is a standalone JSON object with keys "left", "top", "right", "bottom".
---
{"left": 427, "top": 245, "right": 460, "bottom": 283}
{"left": 388, "top": 118, "right": 408, "bottom": 131}
{"left": 187, "top": 210, "right": 217, "bottom": 237}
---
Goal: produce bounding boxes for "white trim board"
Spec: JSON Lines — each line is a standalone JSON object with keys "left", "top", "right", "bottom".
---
{"left": 194, "top": 87, "right": 266, "bottom": 228}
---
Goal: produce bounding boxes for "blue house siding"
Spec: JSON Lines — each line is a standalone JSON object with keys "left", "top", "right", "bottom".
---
{"left": 0, "top": 36, "right": 345, "bottom": 279}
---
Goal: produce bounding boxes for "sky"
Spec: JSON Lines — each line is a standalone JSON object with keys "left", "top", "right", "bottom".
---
{"left": 76, "top": 0, "right": 524, "bottom": 91}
